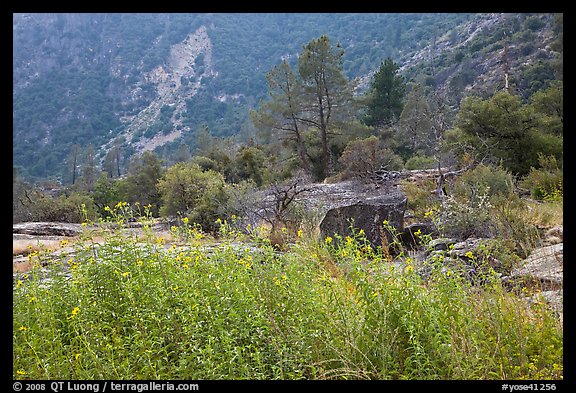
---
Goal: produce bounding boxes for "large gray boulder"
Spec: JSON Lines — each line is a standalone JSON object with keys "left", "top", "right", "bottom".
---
{"left": 319, "top": 191, "right": 407, "bottom": 248}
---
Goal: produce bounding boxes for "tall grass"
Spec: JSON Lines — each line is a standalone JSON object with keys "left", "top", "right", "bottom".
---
{"left": 13, "top": 204, "right": 562, "bottom": 379}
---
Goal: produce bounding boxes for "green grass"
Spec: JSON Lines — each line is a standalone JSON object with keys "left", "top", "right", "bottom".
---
{"left": 13, "top": 205, "right": 562, "bottom": 380}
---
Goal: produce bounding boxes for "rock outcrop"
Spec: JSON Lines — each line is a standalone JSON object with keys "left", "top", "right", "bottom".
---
{"left": 318, "top": 187, "right": 407, "bottom": 248}
{"left": 510, "top": 243, "right": 563, "bottom": 291}
{"left": 510, "top": 242, "right": 563, "bottom": 323}
{"left": 13, "top": 222, "right": 85, "bottom": 237}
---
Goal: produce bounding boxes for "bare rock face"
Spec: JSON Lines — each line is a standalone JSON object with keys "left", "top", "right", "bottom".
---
{"left": 542, "top": 225, "right": 563, "bottom": 246}
{"left": 510, "top": 243, "right": 563, "bottom": 290}
{"left": 510, "top": 243, "right": 563, "bottom": 322}
{"left": 319, "top": 190, "right": 407, "bottom": 248}
{"left": 13, "top": 222, "right": 84, "bottom": 237}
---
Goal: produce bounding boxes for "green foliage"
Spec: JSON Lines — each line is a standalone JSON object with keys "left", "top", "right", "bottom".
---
{"left": 529, "top": 81, "right": 563, "bottom": 136}
{"left": 524, "top": 15, "right": 546, "bottom": 31}
{"left": 13, "top": 213, "right": 562, "bottom": 379}
{"left": 489, "top": 194, "right": 544, "bottom": 259}
{"left": 453, "top": 164, "right": 516, "bottom": 201}
{"left": 14, "top": 13, "right": 560, "bottom": 182}
{"left": 432, "top": 167, "right": 544, "bottom": 258}
{"left": 230, "top": 145, "right": 268, "bottom": 186}
{"left": 250, "top": 60, "right": 311, "bottom": 175}
{"left": 400, "top": 178, "right": 440, "bottom": 220}
{"left": 25, "top": 191, "right": 98, "bottom": 223}
{"left": 520, "top": 154, "right": 563, "bottom": 201}
{"left": 518, "top": 60, "right": 557, "bottom": 97}
{"left": 404, "top": 155, "right": 436, "bottom": 170}
{"left": 455, "top": 91, "right": 562, "bottom": 175}
{"left": 92, "top": 173, "right": 122, "bottom": 218}
{"left": 298, "top": 35, "right": 356, "bottom": 180}
{"left": 437, "top": 192, "right": 496, "bottom": 240}
{"left": 157, "top": 163, "right": 228, "bottom": 232}
{"left": 189, "top": 155, "right": 219, "bottom": 172}
{"left": 117, "top": 152, "right": 164, "bottom": 216}
{"left": 254, "top": 35, "right": 357, "bottom": 181}
{"left": 362, "top": 58, "right": 406, "bottom": 127}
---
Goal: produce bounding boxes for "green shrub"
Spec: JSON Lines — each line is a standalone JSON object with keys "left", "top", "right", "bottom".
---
{"left": 28, "top": 191, "right": 98, "bottom": 223}
{"left": 405, "top": 155, "right": 437, "bottom": 170}
{"left": 490, "top": 193, "right": 542, "bottom": 259}
{"left": 453, "top": 164, "right": 516, "bottom": 201}
{"left": 520, "top": 154, "right": 563, "bottom": 201}
{"left": 437, "top": 192, "right": 495, "bottom": 240}
{"left": 400, "top": 177, "right": 440, "bottom": 220}
{"left": 157, "top": 162, "right": 229, "bottom": 232}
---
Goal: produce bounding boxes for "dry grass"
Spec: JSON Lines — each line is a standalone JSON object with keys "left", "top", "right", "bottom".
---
{"left": 13, "top": 238, "right": 65, "bottom": 256}
{"left": 524, "top": 199, "right": 563, "bottom": 228}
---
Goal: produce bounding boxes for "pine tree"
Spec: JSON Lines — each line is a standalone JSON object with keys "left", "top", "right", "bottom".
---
{"left": 363, "top": 58, "right": 406, "bottom": 128}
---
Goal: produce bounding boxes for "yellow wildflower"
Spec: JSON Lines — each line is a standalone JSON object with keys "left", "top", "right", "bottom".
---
{"left": 465, "top": 251, "right": 474, "bottom": 259}
{"left": 19, "top": 326, "right": 27, "bottom": 331}
{"left": 122, "top": 271, "right": 130, "bottom": 278}
{"left": 16, "top": 280, "right": 23, "bottom": 288}
{"left": 67, "top": 306, "right": 80, "bottom": 320}
{"left": 297, "top": 229, "right": 303, "bottom": 238}
{"left": 325, "top": 236, "right": 333, "bottom": 244}
{"left": 16, "top": 370, "right": 26, "bottom": 375}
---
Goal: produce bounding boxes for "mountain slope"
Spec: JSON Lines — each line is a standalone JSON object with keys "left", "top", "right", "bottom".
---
{"left": 12, "top": 13, "right": 560, "bottom": 182}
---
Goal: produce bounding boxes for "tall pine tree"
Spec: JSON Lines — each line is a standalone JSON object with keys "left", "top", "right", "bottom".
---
{"left": 363, "top": 58, "right": 406, "bottom": 128}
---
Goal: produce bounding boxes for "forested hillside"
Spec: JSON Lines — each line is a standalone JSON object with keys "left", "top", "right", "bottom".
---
{"left": 14, "top": 13, "right": 560, "bottom": 182}
{"left": 13, "top": 12, "right": 564, "bottom": 381}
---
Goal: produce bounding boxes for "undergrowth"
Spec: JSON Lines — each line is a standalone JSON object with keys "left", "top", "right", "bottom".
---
{"left": 13, "top": 203, "right": 562, "bottom": 379}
